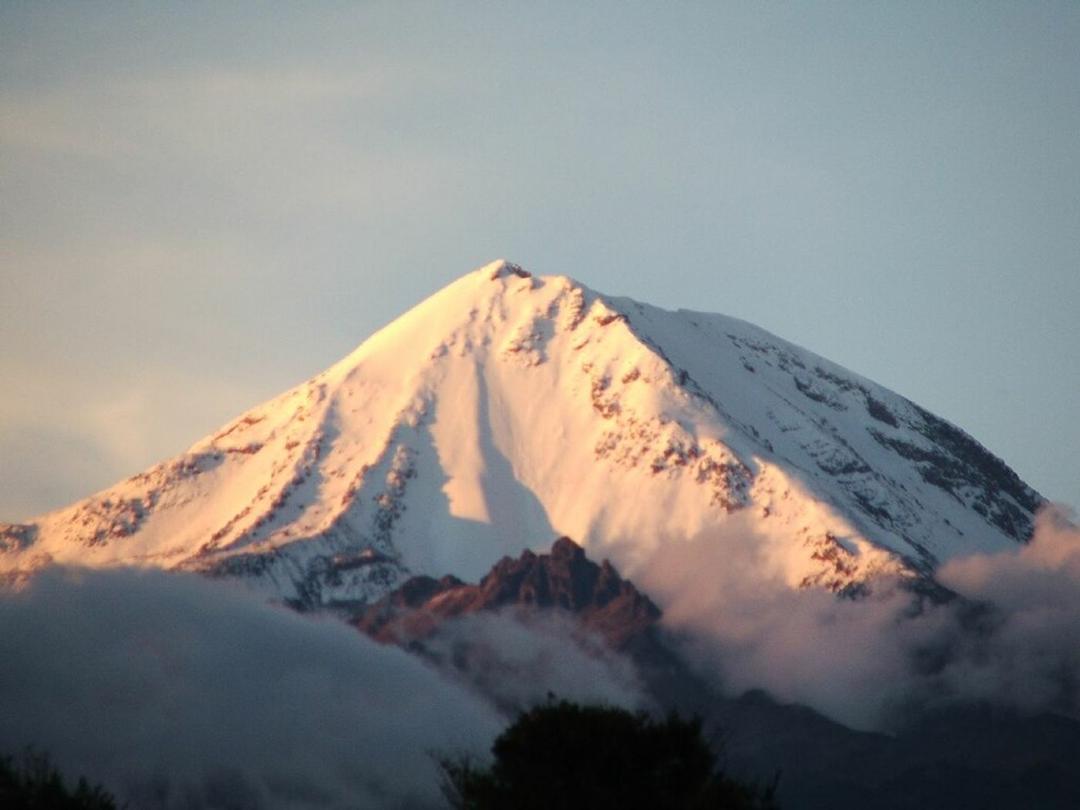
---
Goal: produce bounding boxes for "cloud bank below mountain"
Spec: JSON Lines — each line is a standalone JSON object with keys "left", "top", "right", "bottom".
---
{"left": 0, "top": 568, "right": 502, "bottom": 809}
{"left": 643, "top": 505, "right": 1080, "bottom": 730}
{"left": 3, "top": 506, "right": 1078, "bottom": 806}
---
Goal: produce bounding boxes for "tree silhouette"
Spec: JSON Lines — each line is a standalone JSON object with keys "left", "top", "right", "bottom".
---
{"left": 441, "top": 700, "right": 778, "bottom": 810}
{"left": 0, "top": 750, "right": 118, "bottom": 810}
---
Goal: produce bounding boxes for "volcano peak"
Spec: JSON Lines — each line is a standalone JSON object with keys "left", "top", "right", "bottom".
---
{"left": 0, "top": 260, "right": 1040, "bottom": 606}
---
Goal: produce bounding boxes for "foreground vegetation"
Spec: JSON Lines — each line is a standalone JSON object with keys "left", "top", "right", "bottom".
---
{"left": 4, "top": 702, "right": 777, "bottom": 809}
{"left": 441, "top": 700, "right": 778, "bottom": 810}
{"left": 0, "top": 751, "right": 118, "bottom": 810}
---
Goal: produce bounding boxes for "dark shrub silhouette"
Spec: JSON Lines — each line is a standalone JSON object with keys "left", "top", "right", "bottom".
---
{"left": 441, "top": 700, "right": 778, "bottom": 810}
{"left": 0, "top": 750, "right": 118, "bottom": 810}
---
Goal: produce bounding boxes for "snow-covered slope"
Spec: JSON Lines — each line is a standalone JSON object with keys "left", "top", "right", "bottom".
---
{"left": 0, "top": 261, "right": 1042, "bottom": 605}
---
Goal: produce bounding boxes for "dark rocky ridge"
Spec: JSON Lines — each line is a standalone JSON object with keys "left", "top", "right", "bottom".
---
{"left": 348, "top": 537, "right": 715, "bottom": 725}
{"left": 353, "top": 536, "right": 662, "bottom": 652}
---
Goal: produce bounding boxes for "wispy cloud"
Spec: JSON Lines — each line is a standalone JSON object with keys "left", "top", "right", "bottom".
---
{"left": 412, "top": 610, "right": 647, "bottom": 714}
{"left": 2, "top": 66, "right": 402, "bottom": 152}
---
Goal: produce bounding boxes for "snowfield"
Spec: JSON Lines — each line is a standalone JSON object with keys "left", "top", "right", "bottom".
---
{"left": 0, "top": 260, "right": 1041, "bottom": 605}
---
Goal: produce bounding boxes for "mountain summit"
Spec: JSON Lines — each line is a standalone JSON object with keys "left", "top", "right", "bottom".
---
{"left": 0, "top": 260, "right": 1041, "bottom": 604}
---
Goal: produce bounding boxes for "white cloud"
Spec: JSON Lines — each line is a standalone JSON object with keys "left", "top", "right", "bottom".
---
{"left": 415, "top": 610, "right": 647, "bottom": 714}
{"left": 638, "top": 506, "right": 1080, "bottom": 731}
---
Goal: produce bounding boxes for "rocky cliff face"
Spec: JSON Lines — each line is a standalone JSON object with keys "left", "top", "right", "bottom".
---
{"left": 348, "top": 535, "right": 713, "bottom": 724}
{"left": 352, "top": 536, "right": 661, "bottom": 649}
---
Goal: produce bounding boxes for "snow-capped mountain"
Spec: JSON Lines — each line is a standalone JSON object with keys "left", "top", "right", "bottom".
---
{"left": 0, "top": 260, "right": 1041, "bottom": 605}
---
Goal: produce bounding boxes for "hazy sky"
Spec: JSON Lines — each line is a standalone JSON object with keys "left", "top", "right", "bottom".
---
{"left": 1, "top": 3, "right": 1077, "bottom": 521}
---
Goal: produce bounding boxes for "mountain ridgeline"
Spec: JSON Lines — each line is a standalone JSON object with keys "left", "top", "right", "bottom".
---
{"left": 0, "top": 260, "right": 1042, "bottom": 607}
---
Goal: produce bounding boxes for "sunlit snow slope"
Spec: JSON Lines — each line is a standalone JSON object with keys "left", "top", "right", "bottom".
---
{"left": 0, "top": 261, "right": 1042, "bottom": 605}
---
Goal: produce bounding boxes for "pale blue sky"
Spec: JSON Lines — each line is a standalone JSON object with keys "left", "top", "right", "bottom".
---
{"left": 1, "top": 2, "right": 1077, "bottom": 520}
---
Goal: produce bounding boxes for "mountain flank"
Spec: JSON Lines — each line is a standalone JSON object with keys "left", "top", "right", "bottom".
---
{"left": 0, "top": 260, "right": 1042, "bottom": 607}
